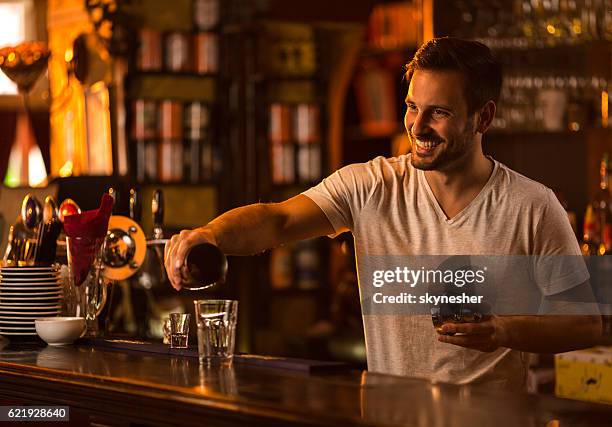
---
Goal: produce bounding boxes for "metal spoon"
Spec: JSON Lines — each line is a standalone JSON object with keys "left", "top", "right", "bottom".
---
{"left": 43, "top": 196, "right": 59, "bottom": 223}
{"left": 21, "top": 195, "right": 43, "bottom": 264}
{"left": 21, "top": 194, "right": 42, "bottom": 231}
{"left": 58, "top": 198, "right": 81, "bottom": 222}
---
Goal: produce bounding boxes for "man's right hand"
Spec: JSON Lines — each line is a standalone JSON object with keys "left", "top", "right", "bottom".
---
{"left": 163, "top": 195, "right": 335, "bottom": 291}
{"left": 164, "top": 227, "right": 217, "bottom": 290}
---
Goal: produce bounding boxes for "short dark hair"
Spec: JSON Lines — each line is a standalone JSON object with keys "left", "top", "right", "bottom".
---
{"left": 405, "top": 37, "right": 502, "bottom": 115}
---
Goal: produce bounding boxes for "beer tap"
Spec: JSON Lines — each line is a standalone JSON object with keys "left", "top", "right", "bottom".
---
{"left": 149, "top": 189, "right": 168, "bottom": 283}
{"left": 129, "top": 188, "right": 142, "bottom": 224}
{"left": 151, "top": 189, "right": 164, "bottom": 242}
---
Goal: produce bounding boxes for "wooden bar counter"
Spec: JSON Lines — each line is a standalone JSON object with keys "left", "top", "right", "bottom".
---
{"left": 0, "top": 340, "right": 611, "bottom": 427}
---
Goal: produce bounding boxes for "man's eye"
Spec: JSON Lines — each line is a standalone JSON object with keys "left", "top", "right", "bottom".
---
{"left": 406, "top": 104, "right": 418, "bottom": 112}
{"left": 432, "top": 109, "right": 450, "bottom": 117}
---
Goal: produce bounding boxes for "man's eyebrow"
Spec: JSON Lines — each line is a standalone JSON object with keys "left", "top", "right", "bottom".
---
{"left": 429, "top": 104, "right": 454, "bottom": 111}
{"left": 404, "top": 99, "right": 454, "bottom": 111}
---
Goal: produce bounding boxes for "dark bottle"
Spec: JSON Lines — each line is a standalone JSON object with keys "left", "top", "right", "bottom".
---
{"left": 582, "top": 204, "right": 599, "bottom": 256}
{"left": 181, "top": 242, "right": 228, "bottom": 290}
{"left": 594, "top": 154, "right": 612, "bottom": 255}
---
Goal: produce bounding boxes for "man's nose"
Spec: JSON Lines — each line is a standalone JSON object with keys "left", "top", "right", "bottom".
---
{"left": 409, "top": 112, "right": 431, "bottom": 136}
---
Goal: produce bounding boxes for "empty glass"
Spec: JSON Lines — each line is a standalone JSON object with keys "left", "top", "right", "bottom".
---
{"left": 66, "top": 236, "right": 108, "bottom": 336}
{"left": 169, "top": 313, "right": 191, "bottom": 348}
{"left": 194, "top": 300, "right": 238, "bottom": 365}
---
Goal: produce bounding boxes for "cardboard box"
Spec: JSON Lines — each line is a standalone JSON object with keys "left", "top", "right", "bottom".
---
{"left": 555, "top": 347, "right": 612, "bottom": 404}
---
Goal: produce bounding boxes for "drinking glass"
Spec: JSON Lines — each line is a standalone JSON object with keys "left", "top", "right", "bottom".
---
{"left": 66, "top": 236, "right": 107, "bottom": 336}
{"left": 194, "top": 300, "right": 238, "bottom": 365}
{"left": 170, "top": 313, "right": 191, "bottom": 348}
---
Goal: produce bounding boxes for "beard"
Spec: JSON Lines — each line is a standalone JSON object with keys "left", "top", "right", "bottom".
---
{"left": 409, "top": 124, "right": 477, "bottom": 171}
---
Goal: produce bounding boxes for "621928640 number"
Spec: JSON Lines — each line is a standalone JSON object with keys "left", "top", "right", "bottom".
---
{"left": 0, "top": 406, "right": 69, "bottom": 421}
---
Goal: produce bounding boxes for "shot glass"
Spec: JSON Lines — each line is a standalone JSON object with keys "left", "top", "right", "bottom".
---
{"left": 162, "top": 317, "right": 171, "bottom": 344}
{"left": 194, "top": 300, "right": 238, "bottom": 365}
{"left": 169, "top": 313, "right": 191, "bottom": 348}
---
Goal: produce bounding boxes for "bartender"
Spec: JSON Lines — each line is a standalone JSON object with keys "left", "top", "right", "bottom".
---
{"left": 165, "top": 37, "right": 601, "bottom": 389}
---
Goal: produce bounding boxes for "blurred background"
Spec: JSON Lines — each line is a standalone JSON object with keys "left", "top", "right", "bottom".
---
{"left": 0, "top": 0, "right": 610, "bottom": 390}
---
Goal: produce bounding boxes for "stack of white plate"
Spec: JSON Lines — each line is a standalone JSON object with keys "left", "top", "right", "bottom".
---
{"left": 0, "top": 265, "right": 63, "bottom": 337}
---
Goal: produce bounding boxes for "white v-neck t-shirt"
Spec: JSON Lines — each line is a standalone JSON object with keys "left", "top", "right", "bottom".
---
{"left": 303, "top": 154, "right": 586, "bottom": 388}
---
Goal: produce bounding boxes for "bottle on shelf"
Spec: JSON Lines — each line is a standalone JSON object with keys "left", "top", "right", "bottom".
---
{"left": 270, "top": 245, "right": 293, "bottom": 290}
{"left": 582, "top": 204, "right": 599, "bottom": 255}
{"left": 294, "top": 239, "right": 321, "bottom": 290}
{"left": 268, "top": 102, "right": 323, "bottom": 185}
{"left": 585, "top": 153, "right": 612, "bottom": 255}
{"left": 269, "top": 103, "right": 295, "bottom": 185}
{"left": 137, "top": 28, "right": 162, "bottom": 72}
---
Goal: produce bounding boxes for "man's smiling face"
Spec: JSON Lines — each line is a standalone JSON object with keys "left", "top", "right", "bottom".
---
{"left": 404, "top": 69, "right": 480, "bottom": 171}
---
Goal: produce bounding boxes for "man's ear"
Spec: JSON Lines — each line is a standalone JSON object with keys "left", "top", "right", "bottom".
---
{"left": 476, "top": 100, "right": 496, "bottom": 134}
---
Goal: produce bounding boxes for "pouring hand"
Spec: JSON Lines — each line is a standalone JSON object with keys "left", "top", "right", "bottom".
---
{"left": 164, "top": 227, "right": 217, "bottom": 291}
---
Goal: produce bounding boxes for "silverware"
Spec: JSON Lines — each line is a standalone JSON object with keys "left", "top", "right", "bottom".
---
{"left": 13, "top": 217, "right": 30, "bottom": 263}
{"left": 43, "top": 196, "right": 59, "bottom": 223}
{"left": 58, "top": 198, "right": 81, "bottom": 222}
{"left": 21, "top": 194, "right": 42, "bottom": 231}
{"left": 137, "top": 189, "right": 168, "bottom": 290}
{"left": 20, "top": 195, "right": 43, "bottom": 263}
{"left": 3, "top": 224, "right": 19, "bottom": 266}
{"left": 34, "top": 218, "right": 62, "bottom": 264}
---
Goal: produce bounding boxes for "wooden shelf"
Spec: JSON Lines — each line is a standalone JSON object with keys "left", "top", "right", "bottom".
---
{"left": 487, "top": 127, "right": 611, "bottom": 138}
{"left": 486, "top": 39, "right": 612, "bottom": 53}
{"left": 127, "top": 74, "right": 217, "bottom": 102}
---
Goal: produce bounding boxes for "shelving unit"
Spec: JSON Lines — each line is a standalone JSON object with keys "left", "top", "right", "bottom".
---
{"left": 342, "top": 54, "right": 409, "bottom": 165}
{"left": 240, "top": 21, "right": 333, "bottom": 357}
{"left": 124, "top": 0, "right": 225, "bottom": 188}
{"left": 347, "top": 0, "right": 612, "bottom": 234}
{"left": 429, "top": 0, "right": 612, "bottom": 393}
{"left": 118, "top": 0, "right": 234, "bottom": 232}
{"left": 340, "top": 2, "right": 419, "bottom": 164}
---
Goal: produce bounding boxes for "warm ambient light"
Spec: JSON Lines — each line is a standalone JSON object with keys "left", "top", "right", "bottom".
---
{"left": 64, "top": 47, "right": 73, "bottom": 63}
{"left": 0, "top": 1, "right": 25, "bottom": 94}
{"left": 3, "top": 139, "right": 48, "bottom": 187}
{"left": 90, "top": 80, "right": 106, "bottom": 91}
{"left": 28, "top": 144, "right": 47, "bottom": 186}
{"left": 59, "top": 161, "right": 73, "bottom": 177}
{"left": 602, "top": 90, "right": 609, "bottom": 128}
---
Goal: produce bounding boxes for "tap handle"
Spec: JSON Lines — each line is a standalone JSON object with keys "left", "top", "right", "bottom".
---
{"left": 152, "top": 189, "right": 164, "bottom": 238}
{"left": 129, "top": 188, "right": 142, "bottom": 223}
{"left": 108, "top": 187, "right": 119, "bottom": 213}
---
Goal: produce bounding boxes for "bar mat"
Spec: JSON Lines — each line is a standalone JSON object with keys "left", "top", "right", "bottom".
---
{"left": 78, "top": 338, "right": 351, "bottom": 373}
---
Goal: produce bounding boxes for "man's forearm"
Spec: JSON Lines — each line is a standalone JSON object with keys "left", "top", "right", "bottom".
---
{"left": 497, "top": 315, "right": 602, "bottom": 353}
{"left": 203, "top": 203, "right": 287, "bottom": 256}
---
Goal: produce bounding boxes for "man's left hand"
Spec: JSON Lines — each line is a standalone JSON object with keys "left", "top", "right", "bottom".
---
{"left": 437, "top": 317, "right": 507, "bottom": 352}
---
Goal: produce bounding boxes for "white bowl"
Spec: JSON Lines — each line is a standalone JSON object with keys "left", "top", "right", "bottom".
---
{"left": 35, "top": 317, "right": 86, "bottom": 346}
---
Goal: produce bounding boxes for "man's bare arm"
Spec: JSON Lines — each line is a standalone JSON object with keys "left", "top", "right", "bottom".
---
{"left": 498, "top": 315, "right": 602, "bottom": 353}
{"left": 439, "top": 315, "right": 602, "bottom": 353}
{"left": 207, "top": 194, "right": 335, "bottom": 255}
{"left": 164, "top": 195, "right": 335, "bottom": 289}
{"left": 439, "top": 281, "right": 604, "bottom": 352}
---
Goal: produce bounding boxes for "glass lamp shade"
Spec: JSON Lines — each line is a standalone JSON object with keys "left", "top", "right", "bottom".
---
{"left": 0, "top": 42, "right": 50, "bottom": 187}
{"left": 0, "top": 42, "right": 50, "bottom": 92}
